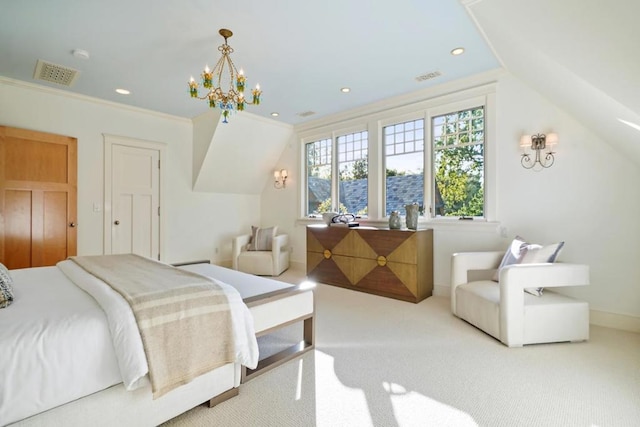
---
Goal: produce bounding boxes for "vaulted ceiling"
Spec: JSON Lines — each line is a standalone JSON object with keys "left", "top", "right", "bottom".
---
{"left": 1, "top": 0, "right": 638, "bottom": 164}
{"left": 0, "top": 0, "right": 498, "bottom": 125}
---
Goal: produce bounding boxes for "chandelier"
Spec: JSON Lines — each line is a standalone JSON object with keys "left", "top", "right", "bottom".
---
{"left": 188, "top": 28, "right": 261, "bottom": 123}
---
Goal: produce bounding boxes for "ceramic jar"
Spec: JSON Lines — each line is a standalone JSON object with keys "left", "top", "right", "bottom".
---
{"left": 405, "top": 203, "right": 419, "bottom": 230}
{"left": 389, "top": 211, "right": 402, "bottom": 229}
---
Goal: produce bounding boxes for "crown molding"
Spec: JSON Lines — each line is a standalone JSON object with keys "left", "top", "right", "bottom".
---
{"left": 294, "top": 68, "right": 505, "bottom": 133}
{"left": 0, "top": 76, "right": 191, "bottom": 124}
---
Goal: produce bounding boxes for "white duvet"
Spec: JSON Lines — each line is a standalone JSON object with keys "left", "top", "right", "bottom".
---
{"left": 0, "top": 261, "right": 258, "bottom": 426}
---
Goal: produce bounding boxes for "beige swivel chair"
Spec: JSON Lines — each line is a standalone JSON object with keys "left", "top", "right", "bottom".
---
{"left": 232, "top": 228, "right": 290, "bottom": 276}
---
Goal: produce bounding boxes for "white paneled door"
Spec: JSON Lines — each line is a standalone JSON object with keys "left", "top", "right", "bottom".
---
{"left": 105, "top": 140, "right": 161, "bottom": 259}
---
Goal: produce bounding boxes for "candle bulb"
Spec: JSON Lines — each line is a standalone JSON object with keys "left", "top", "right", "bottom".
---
{"left": 188, "top": 77, "right": 198, "bottom": 97}
{"left": 252, "top": 84, "right": 261, "bottom": 105}
{"left": 202, "top": 65, "right": 213, "bottom": 89}
{"left": 237, "top": 93, "right": 245, "bottom": 111}
{"left": 236, "top": 68, "right": 246, "bottom": 92}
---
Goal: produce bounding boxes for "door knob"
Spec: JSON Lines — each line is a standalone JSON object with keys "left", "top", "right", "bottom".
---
{"left": 69, "top": 222, "right": 76, "bottom": 228}
{"left": 114, "top": 220, "right": 120, "bottom": 225}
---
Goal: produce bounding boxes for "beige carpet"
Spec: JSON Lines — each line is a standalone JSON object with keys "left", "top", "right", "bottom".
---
{"left": 163, "top": 273, "right": 640, "bottom": 427}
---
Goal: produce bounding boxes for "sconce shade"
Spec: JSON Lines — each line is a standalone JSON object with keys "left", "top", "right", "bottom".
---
{"left": 274, "top": 168, "right": 288, "bottom": 189}
{"left": 546, "top": 133, "right": 559, "bottom": 148}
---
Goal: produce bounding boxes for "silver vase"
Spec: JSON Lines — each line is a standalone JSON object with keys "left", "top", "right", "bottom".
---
{"left": 405, "top": 203, "right": 419, "bottom": 230}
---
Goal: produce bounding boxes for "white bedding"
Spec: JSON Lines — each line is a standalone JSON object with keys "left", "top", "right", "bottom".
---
{"left": 0, "top": 266, "right": 122, "bottom": 425}
{"left": 0, "top": 261, "right": 258, "bottom": 426}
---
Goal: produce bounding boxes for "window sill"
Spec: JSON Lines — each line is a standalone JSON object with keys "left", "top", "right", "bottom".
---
{"left": 297, "top": 217, "right": 500, "bottom": 233}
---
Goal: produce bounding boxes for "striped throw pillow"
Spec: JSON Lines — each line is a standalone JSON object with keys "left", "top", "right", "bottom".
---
{"left": 247, "top": 226, "right": 278, "bottom": 251}
{"left": 0, "top": 263, "right": 14, "bottom": 309}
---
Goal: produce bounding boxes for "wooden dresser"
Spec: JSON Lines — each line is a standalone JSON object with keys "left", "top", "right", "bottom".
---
{"left": 306, "top": 225, "right": 433, "bottom": 303}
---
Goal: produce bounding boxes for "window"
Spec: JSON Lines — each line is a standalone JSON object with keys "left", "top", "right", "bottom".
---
{"left": 306, "top": 138, "right": 332, "bottom": 216}
{"left": 337, "top": 131, "right": 368, "bottom": 216}
{"left": 300, "top": 85, "right": 493, "bottom": 223}
{"left": 305, "top": 132, "right": 369, "bottom": 217}
{"left": 384, "top": 119, "right": 425, "bottom": 216}
{"left": 432, "top": 106, "right": 484, "bottom": 217}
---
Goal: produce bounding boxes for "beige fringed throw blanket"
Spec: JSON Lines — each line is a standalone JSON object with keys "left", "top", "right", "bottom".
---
{"left": 70, "top": 254, "right": 235, "bottom": 398}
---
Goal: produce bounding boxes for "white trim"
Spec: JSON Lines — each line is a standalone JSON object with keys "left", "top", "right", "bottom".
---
{"left": 0, "top": 76, "right": 190, "bottom": 123}
{"left": 103, "top": 134, "right": 167, "bottom": 261}
{"left": 190, "top": 108, "right": 293, "bottom": 130}
{"left": 297, "top": 82, "right": 497, "bottom": 224}
{"left": 590, "top": 309, "right": 640, "bottom": 334}
{"left": 294, "top": 69, "right": 503, "bottom": 133}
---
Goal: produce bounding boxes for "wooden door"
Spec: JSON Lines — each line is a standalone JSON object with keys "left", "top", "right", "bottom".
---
{"left": 0, "top": 126, "right": 77, "bottom": 269}
{"left": 106, "top": 142, "right": 160, "bottom": 260}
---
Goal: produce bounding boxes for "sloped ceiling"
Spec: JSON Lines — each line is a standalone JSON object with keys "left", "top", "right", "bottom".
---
{"left": 192, "top": 112, "right": 293, "bottom": 194}
{"left": 465, "top": 0, "right": 640, "bottom": 165}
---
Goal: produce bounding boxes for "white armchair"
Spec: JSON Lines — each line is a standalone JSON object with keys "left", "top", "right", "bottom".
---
{"left": 232, "top": 233, "right": 290, "bottom": 276}
{"left": 451, "top": 251, "right": 590, "bottom": 347}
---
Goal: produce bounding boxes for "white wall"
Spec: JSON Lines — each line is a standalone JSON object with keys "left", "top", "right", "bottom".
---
{"left": 0, "top": 79, "right": 261, "bottom": 264}
{"left": 260, "top": 73, "right": 640, "bottom": 327}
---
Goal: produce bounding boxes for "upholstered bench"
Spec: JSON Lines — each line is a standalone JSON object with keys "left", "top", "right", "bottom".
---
{"left": 451, "top": 251, "right": 590, "bottom": 347}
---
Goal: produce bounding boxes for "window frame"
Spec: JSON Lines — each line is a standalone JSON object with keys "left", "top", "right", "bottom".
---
{"left": 298, "top": 84, "right": 496, "bottom": 225}
{"left": 302, "top": 123, "right": 370, "bottom": 217}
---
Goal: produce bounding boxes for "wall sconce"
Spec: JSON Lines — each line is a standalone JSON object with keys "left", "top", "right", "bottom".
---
{"left": 274, "top": 169, "right": 288, "bottom": 189}
{"left": 519, "top": 132, "right": 558, "bottom": 169}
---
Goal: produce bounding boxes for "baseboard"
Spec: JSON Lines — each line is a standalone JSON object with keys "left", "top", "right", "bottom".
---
{"left": 590, "top": 309, "right": 640, "bottom": 334}
{"left": 213, "top": 260, "right": 233, "bottom": 268}
{"left": 289, "top": 260, "right": 305, "bottom": 272}
{"left": 433, "top": 284, "right": 449, "bottom": 297}
{"left": 434, "top": 284, "right": 639, "bottom": 334}
{"left": 212, "top": 259, "right": 305, "bottom": 273}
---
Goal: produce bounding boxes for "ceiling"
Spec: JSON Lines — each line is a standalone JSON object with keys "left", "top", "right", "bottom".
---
{"left": 0, "top": 0, "right": 500, "bottom": 125}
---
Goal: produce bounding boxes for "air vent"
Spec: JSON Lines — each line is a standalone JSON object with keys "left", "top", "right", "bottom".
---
{"left": 415, "top": 71, "right": 442, "bottom": 82}
{"left": 33, "top": 59, "right": 80, "bottom": 87}
{"left": 297, "top": 111, "right": 316, "bottom": 117}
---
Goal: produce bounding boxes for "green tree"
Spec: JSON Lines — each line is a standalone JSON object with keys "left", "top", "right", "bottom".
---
{"left": 352, "top": 159, "right": 367, "bottom": 180}
{"left": 316, "top": 198, "right": 347, "bottom": 214}
{"left": 435, "top": 145, "right": 483, "bottom": 217}
{"left": 386, "top": 168, "right": 406, "bottom": 177}
{"left": 339, "top": 159, "right": 368, "bottom": 181}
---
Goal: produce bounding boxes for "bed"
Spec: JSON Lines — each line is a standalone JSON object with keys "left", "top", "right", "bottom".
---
{"left": 0, "top": 258, "right": 314, "bottom": 427}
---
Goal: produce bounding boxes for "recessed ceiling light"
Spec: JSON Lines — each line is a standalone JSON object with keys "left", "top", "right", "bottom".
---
{"left": 115, "top": 88, "right": 130, "bottom": 95}
{"left": 271, "top": 112, "right": 279, "bottom": 117}
{"left": 451, "top": 47, "right": 465, "bottom": 56}
{"left": 340, "top": 87, "right": 350, "bottom": 93}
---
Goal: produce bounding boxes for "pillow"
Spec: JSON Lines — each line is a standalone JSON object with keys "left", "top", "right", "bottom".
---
{"left": 520, "top": 242, "right": 565, "bottom": 296}
{"left": 0, "top": 262, "right": 15, "bottom": 309}
{"left": 491, "top": 236, "right": 529, "bottom": 282}
{"left": 492, "top": 236, "right": 564, "bottom": 296}
{"left": 247, "top": 226, "right": 278, "bottom": 251}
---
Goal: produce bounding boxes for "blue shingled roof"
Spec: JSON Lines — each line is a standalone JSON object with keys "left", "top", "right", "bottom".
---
{"left": 308, "top": 174, "right": 442, "bottom": 215}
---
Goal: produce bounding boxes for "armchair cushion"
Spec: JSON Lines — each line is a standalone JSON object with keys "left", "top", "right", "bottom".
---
{"left": 247, "top": 226, "right": 278, "bottom": 251}
{"left": 233, "top": 232, "right": 290, "bottom": 276}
